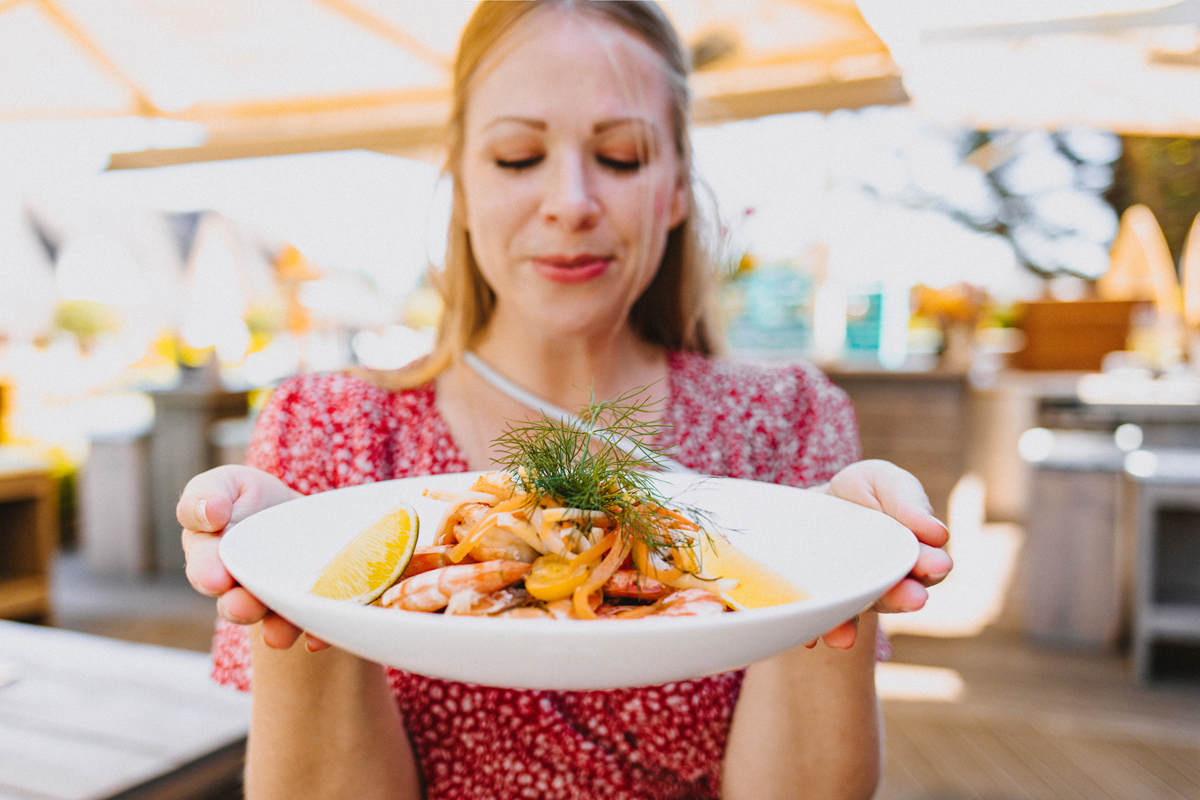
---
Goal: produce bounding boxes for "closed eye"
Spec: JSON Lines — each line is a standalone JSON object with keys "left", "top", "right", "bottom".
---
{"left": 598, "top": 155, "right": 641, "bottom": 173}
{"left": 496, "top": 155, "right": 543, "bottom": 170}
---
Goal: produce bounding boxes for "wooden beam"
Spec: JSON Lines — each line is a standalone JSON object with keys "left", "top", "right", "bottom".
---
{"left": 717, "top": 33, "right": 894, "bottom": 70}
{"left": 107, "top": 71, "right": 912, "bottom": 170}
{"left": 107, "top": 123, "right": 448, "bottom": 169}
{"left": 693, "top": 73, "right": 908, "bottom": 123}
{"left": 1150, "top": 47, "right": 1200, "bottom": 67}
{"left": 173, "top": 86, "right": 448, "bottom": 123}
{"left": 781, "top": 0, "right": 871, "bottom": 24}
{"left": 0, "top": 0, "right": 30, "bottom": 17}
{"left": 107, "top": 57, "right": 912, "bottom": 171}
{"left": 309, "top": 0, "right": 452, "bottom": 71}
{"left": 35, "top": 0, "right": 160, "bottom": 116}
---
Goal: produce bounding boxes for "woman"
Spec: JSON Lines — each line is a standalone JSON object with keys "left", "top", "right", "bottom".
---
{"left": 179, "top": 2, "right": 952, "bottom": 798}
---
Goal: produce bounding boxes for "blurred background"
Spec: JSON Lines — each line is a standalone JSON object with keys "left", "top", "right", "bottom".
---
{"left": 2, "top": 2, "right": 1200, "bottom": 799}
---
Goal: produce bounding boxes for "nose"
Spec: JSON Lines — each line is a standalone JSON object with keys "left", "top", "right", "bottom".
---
{"left": 540, "top": 151, "right": 600, "bottom": 229}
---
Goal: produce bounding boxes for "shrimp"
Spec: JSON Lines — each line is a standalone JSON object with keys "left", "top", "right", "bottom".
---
{"left": 468, "top": 515, "right": 540, "bottom": 563}
{"left": 603, "top": 569, "right": 671, "bottom": 601}
{"left": 447, "top": 586, "right": 533, "bottom": 616}
{"left": 535, "top": 507, "right": 609, "bottom": 555}
{"left": 397, "top": 545, "right": 457, "bottom": 581}
{"left": 433, "top": 498, "right": 493, "bottom": 546}
{"left": 438, "top": 499, "right": 541, "bottom": 563}
{"left": 380, "top": 560, "right": 532, "bottom": 612}
{"left": 498, "top": 606, "right": 554, "bottom": 619}
{"left": 468, "top": 471, "right": 517, "bottom": 498}
{"left": 621, "top": 588, "right": 726, "bottom": 618}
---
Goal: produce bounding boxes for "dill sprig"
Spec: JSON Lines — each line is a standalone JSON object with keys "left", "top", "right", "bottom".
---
{"left": 492, "top": 388, "right": 697, "bottom": 553}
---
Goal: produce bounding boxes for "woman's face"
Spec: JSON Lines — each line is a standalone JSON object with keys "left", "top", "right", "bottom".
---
{"left": 459, "top": 8, "right": 688, "bottom": 342}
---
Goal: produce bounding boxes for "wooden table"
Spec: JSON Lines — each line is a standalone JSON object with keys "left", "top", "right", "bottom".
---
{"left": 1038, "top": 396, "right": 1200, "bottom": 447}
{"left": 0, "top": 621, "right": 250, "bottom": 800}
{"left": 0, "top": 457, "right": 59, "bottom": 622}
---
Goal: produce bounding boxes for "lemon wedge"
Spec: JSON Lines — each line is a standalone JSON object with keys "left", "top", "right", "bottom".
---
{"left": 311, "top": 504, "right": 419, "bottom": 603}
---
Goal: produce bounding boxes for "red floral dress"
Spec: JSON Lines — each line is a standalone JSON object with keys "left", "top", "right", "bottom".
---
{"left": 212, "top": 350, "right": 864, "bottom": 800}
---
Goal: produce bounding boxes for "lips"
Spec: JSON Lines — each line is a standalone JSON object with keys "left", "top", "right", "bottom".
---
{"left": 531, "top": 254, "right": 612, "bottom": 284}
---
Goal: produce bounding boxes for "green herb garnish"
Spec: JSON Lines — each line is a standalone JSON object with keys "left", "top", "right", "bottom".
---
{"left": 492, "top": 388, "right": 701, "bottom": 554}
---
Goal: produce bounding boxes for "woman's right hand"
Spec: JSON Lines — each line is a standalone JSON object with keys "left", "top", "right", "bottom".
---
{"left": 177, "top": 465, "right": 306, "bottom": 649}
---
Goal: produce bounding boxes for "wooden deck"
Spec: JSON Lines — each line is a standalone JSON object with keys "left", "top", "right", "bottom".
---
{"left": 878, "top": 632, "right": 1200, "bottom": 800}
{"left": 45, "top": 554, "right": 1200, "bottom": 800}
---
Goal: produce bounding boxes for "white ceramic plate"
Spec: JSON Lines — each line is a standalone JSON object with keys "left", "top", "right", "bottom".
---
{"left": 220, "top": 471, "right": 918, "bottom": 690}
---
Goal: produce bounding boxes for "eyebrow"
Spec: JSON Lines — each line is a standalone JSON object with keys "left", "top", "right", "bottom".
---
{"left": 594, "top": 118, "right": 655, "bottom": 136}
{"left": 482, "top": 117, "right": 657, "bottom": 136}
{"left": 483, "top": 117, "right": 546, "bottom": 132}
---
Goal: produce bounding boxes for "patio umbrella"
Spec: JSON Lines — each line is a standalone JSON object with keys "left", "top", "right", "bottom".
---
{"left": 0, "top": 0, "right": 907, "bottom": 169}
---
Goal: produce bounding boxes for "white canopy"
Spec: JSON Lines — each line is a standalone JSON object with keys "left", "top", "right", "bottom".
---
{"left": 860, "top": 0, "right": 1200, "bottom": 136}
{"left": 0, "top": 0, "right": 906, "bottom": 168}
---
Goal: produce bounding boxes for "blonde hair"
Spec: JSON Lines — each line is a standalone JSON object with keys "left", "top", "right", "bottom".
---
{"left": 375, "top": 0, "right": 721, "bottom": 390}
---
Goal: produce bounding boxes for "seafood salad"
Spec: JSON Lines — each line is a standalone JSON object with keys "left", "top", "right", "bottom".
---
{"left": 313, "top": 392, "right": 804, "bottom": 619}
{"left": 377, "top": 470, "right": 735, "bottom": 620}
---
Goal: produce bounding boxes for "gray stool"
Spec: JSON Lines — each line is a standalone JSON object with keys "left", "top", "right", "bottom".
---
{"left": 1020, "top": 430, "right": 1130, "bottom": 651}
{"left": 1126, "top": 449, "right": 1200, "bottom": 685}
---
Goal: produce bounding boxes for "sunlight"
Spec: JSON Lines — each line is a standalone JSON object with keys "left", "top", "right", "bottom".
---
{"left": 881, "top": 473, "right": 1023, "bottom": 638}
{"left": 876, "top": 663, "right": 965, "bottom": 702}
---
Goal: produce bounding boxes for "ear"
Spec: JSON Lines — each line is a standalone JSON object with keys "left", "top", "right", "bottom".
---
{"left": 668, "top": 173, "right": 689, "bottom": 230}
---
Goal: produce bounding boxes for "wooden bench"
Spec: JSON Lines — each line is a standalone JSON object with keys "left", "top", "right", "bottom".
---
{"left": 0, "top": 462, "right": 58, "bottom": 622}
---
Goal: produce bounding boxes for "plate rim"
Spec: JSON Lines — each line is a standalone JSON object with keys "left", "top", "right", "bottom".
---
{"left": 219, "top": 470, "right": 919, "bottom": 688}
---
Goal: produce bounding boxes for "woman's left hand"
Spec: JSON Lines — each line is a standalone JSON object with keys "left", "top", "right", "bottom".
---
{"left": 813, "top": 459, "right": 953, "bottom": 649}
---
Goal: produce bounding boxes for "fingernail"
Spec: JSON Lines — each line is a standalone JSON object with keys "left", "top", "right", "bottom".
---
{"left": 933, "top": 517, "right": 949, "bottom": 532}
{"left": 196, "top": 498, "right": 210, "bottom": 527}
{"left": 216, "top": 596, "right": 247, "bottom": 625}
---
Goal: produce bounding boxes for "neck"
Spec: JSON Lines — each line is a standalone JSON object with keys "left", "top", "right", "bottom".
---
{"left": 434, "top": 324, "right": 670, "bottom": 472}
{"left": 470, "top": 323, "right": 667, "bottom": 414}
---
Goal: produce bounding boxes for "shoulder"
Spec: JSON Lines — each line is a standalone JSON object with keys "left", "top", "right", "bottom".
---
{"left": 263, "top": 371, "right": 430, "bottom": 417}
{"left": 668, "top": 350, "right": 851, "bottom": 418}
{"left": 665, "top": 351, "right": 859, "bottom": 486}
{"left": 255, "top": 371, "right": 442, "bottom": 438}
{"left": 247, "top": 371, "right": 441, "bottom": 492}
